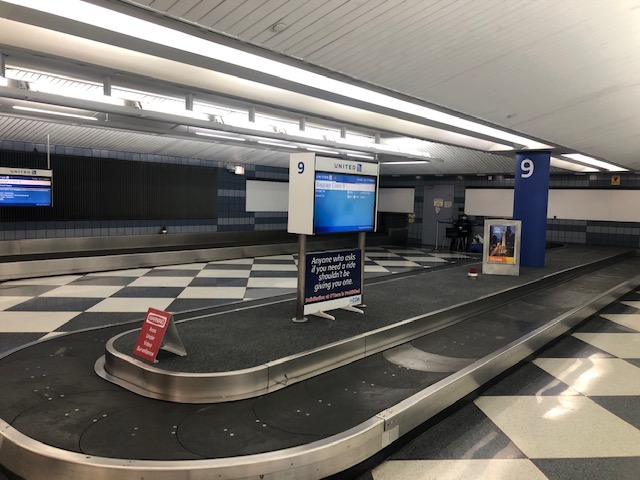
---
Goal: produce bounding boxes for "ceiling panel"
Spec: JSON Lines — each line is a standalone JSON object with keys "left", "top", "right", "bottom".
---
{"left": 118, "top": 0, "right": 640, "bottom": 172}
{"left": 0, "top": 0, "right": 637, "bottom": 174}
{"left": 164, "top": 0, "right": 201, "bottom": 17}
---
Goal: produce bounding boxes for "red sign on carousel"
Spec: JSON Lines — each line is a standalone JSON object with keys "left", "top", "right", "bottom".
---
{"left": 132, "top": 308, "right": 173, "bottom": 363}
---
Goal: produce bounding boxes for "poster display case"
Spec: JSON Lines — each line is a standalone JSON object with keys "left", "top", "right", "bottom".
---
{"left": 482, "top": 219, "right": 522, "bottom": 276}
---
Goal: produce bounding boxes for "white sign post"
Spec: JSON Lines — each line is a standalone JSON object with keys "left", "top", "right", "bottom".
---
{"left": 287, "top": 153, "right": 379, "bottom": 322}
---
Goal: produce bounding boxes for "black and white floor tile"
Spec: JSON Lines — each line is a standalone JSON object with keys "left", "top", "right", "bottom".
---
{"left": 0, "top": 246, "right": 471, "bottom": 353}
{"left": 366, "top": 289, "right": 640, "bottom": 480}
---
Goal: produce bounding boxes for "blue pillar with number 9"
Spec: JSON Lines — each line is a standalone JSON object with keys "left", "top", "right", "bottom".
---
{"left": 514, "top": 151, "right": 551, "bottom": 268}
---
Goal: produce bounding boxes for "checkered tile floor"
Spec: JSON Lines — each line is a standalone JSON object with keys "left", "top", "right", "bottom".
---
{"left": 0, "top": 246, "right": 471, "bottom": 353}
{"left": 365, "top": 290, "right": 640, "bottom": 480}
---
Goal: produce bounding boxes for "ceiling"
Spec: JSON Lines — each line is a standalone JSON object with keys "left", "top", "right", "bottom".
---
{"left": 0, "top": 0, "right": 639, "bottom": 176}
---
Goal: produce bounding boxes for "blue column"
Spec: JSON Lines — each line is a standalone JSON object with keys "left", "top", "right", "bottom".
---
{"left": 513, "top": 151, "right": 551, "bottom": 268}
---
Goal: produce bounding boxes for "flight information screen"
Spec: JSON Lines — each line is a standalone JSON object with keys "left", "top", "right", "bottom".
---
{"left": 313, "top": 172, "right": 376, "bottom": 234}
{"left": 0, "top": 168, "right": 53, "bottom": 207}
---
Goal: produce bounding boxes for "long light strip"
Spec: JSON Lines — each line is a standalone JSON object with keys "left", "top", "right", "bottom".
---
{"left": 305, "top": 147, "right": 340, "bottom": 155}
{"left": 346, "top": 153, "right": 374, "bottom": 160}
{"left": 8, "top": 66, "right": 439, "bottom": 160}
{"left": 28, "top": 80, "right": 125, "bottom": 106}
{"left": 380, "top": 161, "right": 429, "bottom": 165}
{"left": 194, "top": 131, "right": 246, "bottom": 141}
{"left": 257, "top": 140, "right": 298, "bottom": 149}
{"left": 562, "top": 153, "right": 627, "bottom": 172}
{"left": 142, "top": 104, "right": 210, "bottom": 121}
{"left": 13, "top": 105, "right": 98, "bottom": 120}
{"left": 4, "top": 0, "right": 546, "bottom": 149}
{"left": 550, "top": 157, "right": 597, "bottom": 173}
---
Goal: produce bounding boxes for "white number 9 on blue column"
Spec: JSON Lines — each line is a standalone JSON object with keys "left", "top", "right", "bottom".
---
{"left": 521, "top": 158, "right": 534, "bottom": 178}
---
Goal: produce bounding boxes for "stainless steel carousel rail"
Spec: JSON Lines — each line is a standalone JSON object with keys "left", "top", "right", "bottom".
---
{"left": 98, "top": 252, "right": 633, "bottom": 403}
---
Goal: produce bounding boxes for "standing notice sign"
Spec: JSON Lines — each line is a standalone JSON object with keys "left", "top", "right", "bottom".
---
{"left": 304, "top": 249, "right": 362, "bottom": 315}
{"left": 132, "top": 308, "right": 186, "bottom": 363}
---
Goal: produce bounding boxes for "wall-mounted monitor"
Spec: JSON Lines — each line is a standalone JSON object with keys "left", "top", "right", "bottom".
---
{"left": 0, "top": 167, "right": 52, "bottom": 207}
{"left": 313, "top": 172, "right": 377, "bottom": 233}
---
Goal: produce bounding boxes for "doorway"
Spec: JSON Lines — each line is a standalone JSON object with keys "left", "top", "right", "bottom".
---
{"left": 421, "top": 184, "right": 454, "bottom": 248}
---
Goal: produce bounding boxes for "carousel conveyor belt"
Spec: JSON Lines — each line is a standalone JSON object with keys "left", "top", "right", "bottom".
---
{"left": 1, "top": 246, "right": 639, "bottom": 480}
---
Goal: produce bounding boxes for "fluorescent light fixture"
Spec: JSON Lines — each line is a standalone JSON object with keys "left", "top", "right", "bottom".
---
{"left": 562, "top": 153, "right": 628, "bottom": 172}
{"left": 257, "top": 140, "right": 298, "bottom": 149}
{"left": 195, "top": 131, "right": 246, "bottom": 141}
{"left": 550, "top": 157, "right": 597, "bottom": 173}
{"left": 6, "top": 0, "right": 548, "bottom": 150}
{"left": 346, "top": 153, "right": 374, "bottom": 160}
{"left": 29, "top": 81, "right": 125, "bottom": 106}
{"left": 13, "top": 105, "right": 98, "bottom": 121}
{"left": 306, "top": 147, "right": 340, "bottom": 155}
{"left": 380, "top": 160, "right": 428, "bottom": 165}
{"left": 143, "top": 104, "right": 210, "bottom": 121}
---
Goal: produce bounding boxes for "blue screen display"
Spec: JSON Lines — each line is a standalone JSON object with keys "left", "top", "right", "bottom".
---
{"left": 0, "top": 173, "right": 52, "bottom": 206}
{"left": 313, "top": 172, "right": 376, "bottom": 234}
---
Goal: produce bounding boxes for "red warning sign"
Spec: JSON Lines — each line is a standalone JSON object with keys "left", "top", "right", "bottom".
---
{"left": 132, "top": 308, "right": 172, "bottom": 363}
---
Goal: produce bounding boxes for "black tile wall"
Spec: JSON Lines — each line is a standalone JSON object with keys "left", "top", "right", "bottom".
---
{"left": 1, "top": 139, "right": 638, "bottom": 248}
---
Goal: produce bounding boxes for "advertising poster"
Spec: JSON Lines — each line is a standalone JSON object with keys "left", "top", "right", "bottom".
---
{"left": 488, "top": 224, "right": 517, "bottom": 264}
{"left": 304, "top": 249, "right": 362, "bottom": 315}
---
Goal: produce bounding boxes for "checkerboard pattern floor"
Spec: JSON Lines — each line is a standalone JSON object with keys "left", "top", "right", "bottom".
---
{"left": 1, "top": 248, "right": 637, "bottom": 479}
{"left": 0, "top": 246, "right": 472, "bottom": 353}
{"left": 367, "top": 289, "right": 640, "bottom": 480}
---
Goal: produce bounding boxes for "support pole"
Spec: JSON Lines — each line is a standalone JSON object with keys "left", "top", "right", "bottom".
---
{"left": 358, "top": 231, "right": 366, "bottom": 307}
{"left": 292, "top": 234, "right": 308, "bottom": 323}
{"left": 513, "top": 151, "right": 551, "bottom": 268}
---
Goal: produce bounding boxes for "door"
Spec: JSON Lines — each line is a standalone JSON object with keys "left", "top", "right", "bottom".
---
{"left": 421, "top": 185, "right": 454, "bottom": 247}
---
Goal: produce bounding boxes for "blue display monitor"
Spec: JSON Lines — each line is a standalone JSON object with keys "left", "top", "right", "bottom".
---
{"left": 0, "top": 168, "right": 53, "bottom": 207}
{"left": 313, "top": 172, "right": 377, "bottom": 234}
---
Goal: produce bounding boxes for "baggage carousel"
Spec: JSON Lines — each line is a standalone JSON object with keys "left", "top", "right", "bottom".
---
{"left": 1, "top": 245, "right": 638, "bottom": 479}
